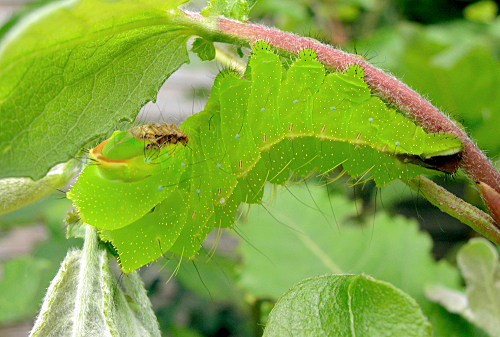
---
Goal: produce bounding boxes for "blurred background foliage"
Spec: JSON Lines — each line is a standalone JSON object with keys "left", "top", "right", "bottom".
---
{"left": 1, "top": 0, "right": 499, "bottom": 336}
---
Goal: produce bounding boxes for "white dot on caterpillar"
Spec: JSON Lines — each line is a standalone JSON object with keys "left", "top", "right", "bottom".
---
{"left": 158, "top": 185, "right": 163, "bottom": 191}
{"left": 293, "top": 99, "right": 298, "bottom": 104}
{"left": 235, "top": 134, "right": 240, "bottom": 139}
{"left": 216, "top": 163, "right": 221, "bottom": 169}
{"left": 144, "top": 157, "right": 151, "bottom": 164}
{"left": 181, "top": 162, "right": 185, "bottom": 167}
{"left": 395, "top": 141, "right": 400, "bottom": 146}
{"left": 196, "top": 189, "right": 200, "bottom": 194}
{"left": 330, "top": 106, "right": 336, "bottom": 111}
{"left": 369, "top": 118, "right": 374, "bottom": 123}
{"left": 261, "top": 108, "right": 265, "bottom": 112}
{"left": 219, "top": 197, "right": 225, "bottom": 204}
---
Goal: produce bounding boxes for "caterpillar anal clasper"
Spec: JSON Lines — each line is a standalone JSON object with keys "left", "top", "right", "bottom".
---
{"left": 67, "top": 41, "right": 464, "bottom": 273}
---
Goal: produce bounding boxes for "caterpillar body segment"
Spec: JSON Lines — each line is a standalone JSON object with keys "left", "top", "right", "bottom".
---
{"left": 168, "top": 128, "right": 214, "bottom": 258}
{"left": 247, "top": 40, "right": 282, "bottom": 151}
{"left": 100, "top": 190, "right": 188, "bottom": 271}
{"left": 68, "top": 41, "right": 463, "bottom": 272}
{"left": 68, "top": 144, "right": 187, "bottom": 231}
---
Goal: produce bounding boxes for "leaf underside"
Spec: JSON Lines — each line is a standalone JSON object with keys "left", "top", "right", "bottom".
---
{"left": 0, "top": 0, "right": 190, "bottom": 180}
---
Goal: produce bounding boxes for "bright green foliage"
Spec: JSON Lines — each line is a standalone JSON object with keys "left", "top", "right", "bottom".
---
{"left": 464, "top": 0, "right": 498, "bottom": 23}
{"left": 68, "top": 41, "right": 463, "bottom": 272}
{"left": 0, "top": 196, "right": 82, "bottom": 326}
{"left": 0, "top": 0, "right": 190, "bottom": 180}
{"left": 263, "top": 274, "right": 432, "bottom": 336}
{"left": 428, "top": 238, "right": 500, "bottom": 337}
{"left": 238, "top": 183, "right": 480, "bottom": 337}
{"left": 457, "top": 238, "right": 500, "bottom": 337}
{"left": 0, "top": 257, "right": 52, "bottom": 324}
{"left": 0, "top": 160, "right": 78, "bottom": 215}
{"left": 30, "top": 227, "right": 160, "bottom": 337}
{"left": 201, "top": 0, "right": 251, "bottom": 21}
{"left": 191, "top": 37, "right": 216, "bottom": 61}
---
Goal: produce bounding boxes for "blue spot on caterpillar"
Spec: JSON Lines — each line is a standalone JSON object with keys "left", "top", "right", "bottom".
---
{"left": 68, "top": 41, "right": 464, "bottom": 273}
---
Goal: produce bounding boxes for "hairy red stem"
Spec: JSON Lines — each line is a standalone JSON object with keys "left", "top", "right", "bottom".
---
{"left": 182, "top": 12, "right": 500, "bottom": 200}
{"left": 477, "top": 182, "right": 500, "bottom": 225}
{"left": 214, "top": 17, "right": 500, "bottom": 190}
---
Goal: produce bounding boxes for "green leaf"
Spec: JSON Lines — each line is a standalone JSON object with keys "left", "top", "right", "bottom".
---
{"left": 238, "top": 184, "right": 460, "bottom": 300}
{"left": 191, "top": 37, "right": 216, "bottom": 61}
{"left": 201, "top": 0, "right": 250, "bottom": 21}
{"left": 428, "top": 238, "right": 500, "bottom": 337}
{"left": 0, "top": 189, "right": 70, "bottom": 228}
{"left": 0, "top": 191, "right": 83, "bottom": 324}
{"left": 263, "top": 274, "right": 432, "bottom": 337}
{"left": 464, "top": 1, "right": 498, "bottom": 23}
{"left": 65, "top": 209, "right": 86, "bottom": 239}
{"left": 0, "top": 256, "right": 52, "bottom": 324}
{"left": 237, "top": 183, "right": 477, "bottom": 336}
{"left": 0, "top": 160, "right": 79, "bottom": 215}
{"left": 30, "top": 226, "right": 160, "bottom": 337}
{"left": 161, "top": 253, "right": 244, "bottom": 302}
{"left": 0, "top": 0, "right": 191, "bottom": 180}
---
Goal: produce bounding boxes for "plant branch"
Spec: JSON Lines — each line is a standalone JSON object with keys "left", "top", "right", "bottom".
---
{"left": 402, "top": 176, "right": 500, "bottom": 246}
{"left": 214, "top": 45, "right": 246, "bottom": 74}
{"left": 174, "top": 10, "right": 500, "bottom": 224}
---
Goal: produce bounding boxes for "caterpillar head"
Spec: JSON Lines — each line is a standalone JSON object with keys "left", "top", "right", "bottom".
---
{"left": 90, "top": 124, "right": 188, "bottom": 182}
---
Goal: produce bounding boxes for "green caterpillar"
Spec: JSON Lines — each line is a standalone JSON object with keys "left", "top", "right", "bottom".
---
{"left": 67, "top": 41, "right": 463, "bottom": 273}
